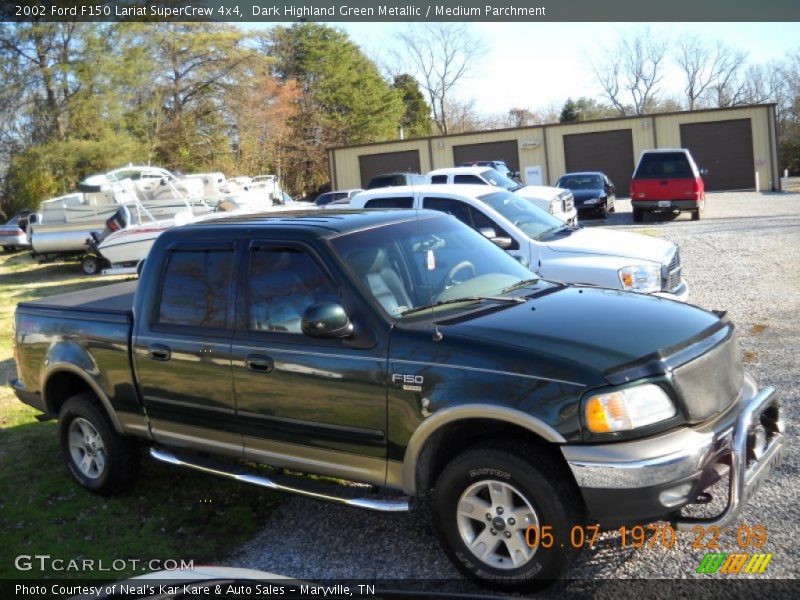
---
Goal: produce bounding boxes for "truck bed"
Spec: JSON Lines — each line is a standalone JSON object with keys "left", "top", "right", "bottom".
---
{"left": 18, "top": 280, "right": 136, "bottom": 321}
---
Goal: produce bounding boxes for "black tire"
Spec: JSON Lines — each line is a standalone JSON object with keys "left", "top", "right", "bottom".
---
{"left": 81, "top": 254, "right": 101, "bottom": 275}
{"left": 432, "top": 442, "right": 583, "bottom": 591}
{"left": 2, "top": 245, "right": 14, "bottom": 253}
{"left": 633, "top": 208, "right": 644, "bottom": 223}
{"left": 58, "top": 394, "right": 140, "bottom": 496}
{"left": 600, "top": 204, "right": 608, "bottom": 219}
{"left": 691, "top": 209, "right": 700, "bottom": 221}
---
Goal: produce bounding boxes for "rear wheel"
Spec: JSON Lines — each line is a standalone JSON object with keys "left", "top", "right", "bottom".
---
{"left": 432, "top": 443, "right": 582, "bottom": 591}
{"left": 58, "top": 394, "right": 140, "bottom": 495}
{"left": 691, "top": 209, "right": 701, "bottom": 221}
{"left": 633, "top": 208, "right": 644, "bottom": 223}
{"left": 2, "top": 245, "right": 14, "bottom": 252}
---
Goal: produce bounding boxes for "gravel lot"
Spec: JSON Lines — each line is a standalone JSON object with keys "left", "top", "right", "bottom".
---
{"left": 228, "top": 191, "right": 800, "bottom": 589}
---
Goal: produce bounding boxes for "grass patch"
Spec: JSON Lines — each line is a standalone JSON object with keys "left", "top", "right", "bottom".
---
{"left": 749, "top": 323, "right": 768, "bottom": 336}
{"left": 0, "top": 251, "right": 280, "bottom": 579}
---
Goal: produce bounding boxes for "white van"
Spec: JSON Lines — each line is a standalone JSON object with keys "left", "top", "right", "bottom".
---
{"left": 349, "top": 184, "right": 687, "bottom": 301}
{"left": 426, "top": 166, "right": 578, "bottom": 226}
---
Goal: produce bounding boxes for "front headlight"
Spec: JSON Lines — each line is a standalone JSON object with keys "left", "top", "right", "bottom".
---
{"left": 618, "top": 264, "right": 660, "bottom": 293}
{"left": 585, "top": 384, "right": 676, "bottom": 433}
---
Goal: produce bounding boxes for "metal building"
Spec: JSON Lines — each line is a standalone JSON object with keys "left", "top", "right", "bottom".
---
{"left": 328, "top": 104, "right": 779, "bottom": 196}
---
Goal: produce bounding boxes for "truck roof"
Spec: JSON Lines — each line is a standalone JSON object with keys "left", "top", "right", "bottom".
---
{"left": 170, "top": 208, "right": 444, "bottom": 240}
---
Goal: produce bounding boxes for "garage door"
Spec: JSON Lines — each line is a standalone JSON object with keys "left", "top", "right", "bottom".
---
{"left": 680, "top": 119, "right": 754, "bottom": 191}
{"left": 452, "top": 140, "right": 520, "bottom": 172}
{"left": 358, "top": 150, "right": 421, "bottom": 188}
{"left": 563, "top": 129, "right": 635, "bottom": 198}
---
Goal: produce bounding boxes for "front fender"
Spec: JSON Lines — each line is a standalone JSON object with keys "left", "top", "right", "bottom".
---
{"left": 400, "top": 403, "right": 566, "bottom": 495}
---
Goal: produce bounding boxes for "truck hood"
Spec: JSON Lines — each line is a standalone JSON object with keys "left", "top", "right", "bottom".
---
{"left": 442, "top": 285, "right": 719, "bottom": 374}
{"left": 514, "top": 185, "right": 561, "bottom": 200}
{"left": 546, "top": 227, "right": 673, "bottom": 264}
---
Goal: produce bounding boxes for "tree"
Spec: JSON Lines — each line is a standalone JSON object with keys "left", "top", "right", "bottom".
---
{"left": 590, "top": 28, "right": 668, "bottom": 116}
{"left": 396, "top": 23, "right": 483, "bottom": 134}
{"left": 143, "top": 23, "right": 257, "bottom": 171}
{"left": 266, "top": 23, "right": 404, "bottom": 194}
{"left": 559, "top": 97, "right": 610, "bottom": 122}
{"left": 392, "top": 74, "right": 432, "bottom": 137}
{"left": 675, "top": 35, "right": 747, "bottom": 110}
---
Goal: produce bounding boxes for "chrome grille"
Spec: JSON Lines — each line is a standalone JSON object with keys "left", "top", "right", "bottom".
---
{"left": 662, "top": 247, "right": 682, "bottom": 292}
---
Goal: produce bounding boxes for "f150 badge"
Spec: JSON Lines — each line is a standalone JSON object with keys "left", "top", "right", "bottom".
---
{"left": 392, "top": 373, "right": 424, "bottom": 392}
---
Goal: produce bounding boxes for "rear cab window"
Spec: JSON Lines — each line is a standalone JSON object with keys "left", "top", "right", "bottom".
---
{"left": 453, "top": 174, "right": 486, "bottom": 185}
{"left": 634, "top": 152, "right": 695, "bottom": 179}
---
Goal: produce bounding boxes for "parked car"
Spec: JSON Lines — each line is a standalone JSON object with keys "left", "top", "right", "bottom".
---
{"left": 555, "top": 172, "right": 616, "bottom": 218}
{"left": 630, "top": 149, "right": 706, "bottom": 222}
{"left": 457, "top": 159, "right": 520, "bottom": 181}
{"left": 314, "top": 189, "right": 363, "bottom": 206}
{"left": 366, "top": 172, "right": 425, "bottom": 189}
{"left": 426, "top": 166, "right": 577, "bottom": 226}
{"left": 1, "top": 210, "right": 33, "bottom": 252}
{"left": 12, "top": 208, "right": 783, "bottom": 589}
{"left": 350, "top": 184, "right": 685, "bottom": 300}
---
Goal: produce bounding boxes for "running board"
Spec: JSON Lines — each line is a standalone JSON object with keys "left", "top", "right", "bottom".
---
{"left": 149, "top": 447, "right": 410, "bottom": 512}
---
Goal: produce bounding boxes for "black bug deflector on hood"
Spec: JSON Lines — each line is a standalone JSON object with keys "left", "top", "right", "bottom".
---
{"left": 604, "top": 316, "right": 744, "bottom": 423}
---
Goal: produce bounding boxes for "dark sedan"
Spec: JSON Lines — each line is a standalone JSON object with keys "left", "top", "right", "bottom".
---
{"left": 555, "top": 172, "right": 616, "bottom": 218}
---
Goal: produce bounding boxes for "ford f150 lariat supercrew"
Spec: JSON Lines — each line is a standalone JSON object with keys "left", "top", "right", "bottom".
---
{"left": 11, "top": 209, "right": 784, "bottom": 590}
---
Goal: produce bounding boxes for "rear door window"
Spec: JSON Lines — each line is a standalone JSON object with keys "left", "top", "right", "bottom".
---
{"left": 157, "top": 250, "right": 234, "bottom": 329}
{"left": 422, "top": 197, "right": 472, "bottom": 225}
{"left": 364, "top": 197, "right": 414, "bottom": 209}
{"left": 430, "top": 175, "right": 448, "bottom": 184}
{"left": 635, "top": 153, "right": 694, "bottom": 179}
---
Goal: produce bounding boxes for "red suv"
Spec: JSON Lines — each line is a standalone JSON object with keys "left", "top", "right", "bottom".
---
{"left": 629, "top": 149, "right": 706, "bottom": 222}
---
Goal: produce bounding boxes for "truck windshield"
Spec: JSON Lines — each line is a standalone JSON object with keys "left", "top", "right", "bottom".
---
{"left": 478, "top": 191, "right": 565, "bottom": 240}
{"left": 331, "top": 214, "right": 537, "bottom": 318}
{"left": 480, "top": 169, "right": 519, "bottom": 191}
{"left": 557, "top": 175, "right": 603, "bottom": 189}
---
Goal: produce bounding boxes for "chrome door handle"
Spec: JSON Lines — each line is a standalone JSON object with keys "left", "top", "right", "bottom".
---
{"left": 148, "top": 344, "right": 171, "bottom": 361}
{"left": 246, "top": 354, "right": 274, "bottom": 373}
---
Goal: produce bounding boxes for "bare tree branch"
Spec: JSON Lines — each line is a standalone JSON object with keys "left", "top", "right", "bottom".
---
{"left": 395, "top": 23, "right": 483, "bottom": 134}
{"left": 590, "top": 28, "right": 668, "bottom": 116}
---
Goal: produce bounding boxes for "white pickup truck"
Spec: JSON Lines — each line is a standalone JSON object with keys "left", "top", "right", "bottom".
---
{"left": 426, "top": 166, "right": 578, "bottom": 226}
{"left": 350, "top": 184, "right": 688, "bottom": 301}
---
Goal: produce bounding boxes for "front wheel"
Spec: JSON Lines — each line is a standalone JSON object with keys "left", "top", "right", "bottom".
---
{"left": 432, "top": 443, "right": 583, "bottom": 590}
{"left": 81, "top": 254, "right": 102, "bottom": 275}
{"left": 59, "top": 394, "right": 140, "bottom": 495}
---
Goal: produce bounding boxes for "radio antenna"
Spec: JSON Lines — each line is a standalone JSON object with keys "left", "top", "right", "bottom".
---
{"left": 413, "top": 207, "right": 443, "bottom": 342}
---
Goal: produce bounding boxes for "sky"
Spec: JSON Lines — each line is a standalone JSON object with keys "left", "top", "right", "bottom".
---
{"left": 246, "top": 21, "right": 800, "bottom": 116}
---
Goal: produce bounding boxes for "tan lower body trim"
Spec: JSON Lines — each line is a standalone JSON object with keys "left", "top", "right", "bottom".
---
{"left": 149, "top": 419, "right": 243, "bottom": 459}
{"left": 243, "top": 436, "right": 387, "bottom": 487}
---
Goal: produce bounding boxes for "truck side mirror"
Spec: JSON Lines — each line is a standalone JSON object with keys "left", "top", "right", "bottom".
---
{"left": 302, "top": 303, "right": 354, "bottom": 339}
{"left": 699, "top": 168, "right": 708, "bottom": 176}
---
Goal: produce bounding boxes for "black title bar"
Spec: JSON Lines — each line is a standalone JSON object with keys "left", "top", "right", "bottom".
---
{"left": 2, "top": 0, "right": 800, "bottom": 23}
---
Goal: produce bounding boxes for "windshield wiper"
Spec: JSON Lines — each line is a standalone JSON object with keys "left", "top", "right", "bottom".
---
{"left": 400, "top": 295, "right": 524, "bottom": 317}
{"left": 501, "top": 277, "right": 540, "bottom": 293}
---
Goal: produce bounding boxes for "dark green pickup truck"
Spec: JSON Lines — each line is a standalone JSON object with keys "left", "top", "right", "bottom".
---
{"left": 11, "top": 209, "right": 784, "bottom": 589}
